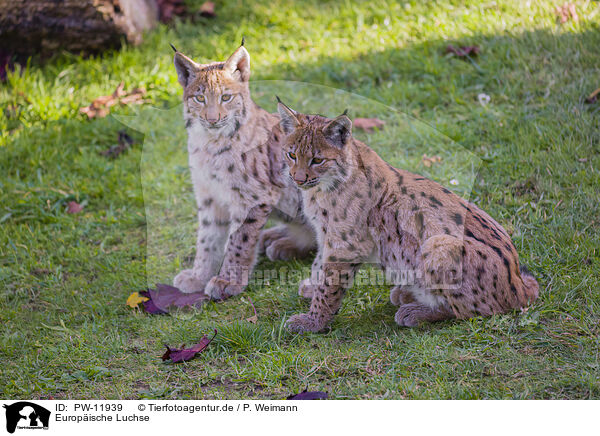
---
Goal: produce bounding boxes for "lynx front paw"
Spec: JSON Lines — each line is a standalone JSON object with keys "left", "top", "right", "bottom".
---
{"left": 173, "top": 269, "right": 209, "bottom": 294}
{"left": 298, "top": 278, "right": 316, "bottom": 299}
{"left": 285, "top": 313, "right": 328, "bottom": 333}
{"left": 204, "top": 276, "right": 245, "bottom": 300}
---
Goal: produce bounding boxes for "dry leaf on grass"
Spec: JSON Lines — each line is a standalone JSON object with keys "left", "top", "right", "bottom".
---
{"left": 446, "top": 45, "right": 480, "bottom": 58}
{"left": 555, "top": 3, "right": 578, "bottom": 24}
{"left": 353, "top": 118, "right": 385, "bottom": 132}
{"left": 199, "top": 1, "right": 216, "bottom": 18}
{"left": 80, "top": 82, "right": 147, "bottom": 119}
{"left": 421, "top": 154, "right": 442, "bottom": 168}
{"left": 133, "top": 284, "right": 209, "bottom": 315}
{"left": 286, "top": 389, "right": 328, "bottom": 400}
{"left": 162, "top": 329, "right": 217, "bottom": 363}
{"left": 156, "top": 0, "right": 187, "bottom": 23}
{"left": 66, "top": 201, "right": 84, "bottom": 214}
{"left": 101, "top": 130, "right": 135, "bottom": 158}
{"left": 245, "top": 297, "right": 258, "bottom": 323}
{"left": 126, "top": 292, "right": 149, "bottom": 308}
{"left": 584, "top": 87, "right": 600, "bottom": 104}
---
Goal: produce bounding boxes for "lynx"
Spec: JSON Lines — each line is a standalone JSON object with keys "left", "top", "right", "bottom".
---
{"left": 276, "top": 99, "right": 539, "bottom": 332}
{"left": 171, "top": 42, "right": 315, "bottom": 299}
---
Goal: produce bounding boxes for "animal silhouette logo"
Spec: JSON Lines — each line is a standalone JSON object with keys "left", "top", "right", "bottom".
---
{"left": 3, "top": 402, "right": 50, "bottom": 434}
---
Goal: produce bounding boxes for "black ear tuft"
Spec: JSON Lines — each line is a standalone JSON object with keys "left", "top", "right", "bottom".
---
{"left": 342, "top": 108, "right": 349, "bottom": 116}
{"left": 322, "top": 115, "right": 352, "bottom": 148}
{"left": 170, "top": 43, "right": 178, "bottom": 52}
{"left": 241, "top": 36, "right": 245, "bottom": 46}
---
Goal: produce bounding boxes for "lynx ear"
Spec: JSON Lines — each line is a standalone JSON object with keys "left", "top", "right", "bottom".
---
{"left": 277, "top": 97, "right": 300, "bottom": 134}
{"left": 323, "top": 114, "right": 352, "bottom": 148}
{"left": 173, "top": 51, "right": 200, "bottom": 88}
{"left": 224, "top": 45, "right": 250, "bottom": 82}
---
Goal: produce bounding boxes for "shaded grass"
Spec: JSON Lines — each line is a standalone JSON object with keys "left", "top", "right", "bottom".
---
{"left": 1, "top": 0, "right": 599, "bottom": 399}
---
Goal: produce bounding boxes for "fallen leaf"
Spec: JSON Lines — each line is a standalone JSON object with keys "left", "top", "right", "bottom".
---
{"left": 162, "top": 329, "right": 217, "bottom": 363}
{"left": 477, "top": 93, "right": 491, "bottom": 106}
{"left": 577, "top": 158, "right": 588, "bottom": 163}
{"left": 138, "top": 290, "right": 168, "bottom": 315}
{"left": 245, "top": 297, "right": 258, "bottom": 323}
{"left": 421, "top": 154, "right": 442, "bottom": 168}
{"left": 584, "top": 87, "right": 600, "bottom": 104}
{"left": 126, "top": 292, "right": 149, "bottom": 308}
{"left": 156, "top": 0, "right": 187, "bottom": 23}
{"left": 286, "top": 389, "right": 328, "bottom": 400}
{"left": 555, "top": 3, "right": 578, "bottom": 24}
{"left": 353, "top": 118, "right": 385, "bottom": 132}
{"left": 199, "top": 1, "right": 216, "bottom": 18}
{"left": 137, "top": 283, "right": 209, "bottom": 314}
{"left": 101, "top": 130, "right": 135, "bottom": 158}
{"left": 80, "top": 83, "right": 147, "bottom": 119}
{"left": 66, "top": 201, "right": 84, "bottom": 214}
{"left": 445, "top": 45, "right": 480, "bottom": 58}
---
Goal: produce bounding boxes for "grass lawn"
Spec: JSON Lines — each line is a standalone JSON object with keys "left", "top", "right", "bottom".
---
{"left": 1, "top": 0, "right": 599, "bottom": 399}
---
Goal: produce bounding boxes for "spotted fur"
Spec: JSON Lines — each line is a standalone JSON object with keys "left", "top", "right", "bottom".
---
{"left": 172, "top": 43, "right": 316, "bottom": 298}
{"left": 277, "top": 101, "right": 539, "bottom": 332}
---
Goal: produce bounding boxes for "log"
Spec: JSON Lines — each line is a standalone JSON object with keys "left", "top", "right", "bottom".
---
{"left": 0, "top": 0, "right": 159, "bottom": 55}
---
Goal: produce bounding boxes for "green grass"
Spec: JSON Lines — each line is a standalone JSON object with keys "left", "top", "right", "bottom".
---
{"left": 1, "top": 0, "right": 599, "bottom": 399}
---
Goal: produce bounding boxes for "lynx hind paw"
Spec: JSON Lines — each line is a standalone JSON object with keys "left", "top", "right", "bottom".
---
{"left": 259, "top": 226, "right": 288, "bottom": 253}
{"left": 298, "top": 278, "right": 316, "bottom": 299}
{"left": 173, "top": 269, "right": 209, "bottom": 294}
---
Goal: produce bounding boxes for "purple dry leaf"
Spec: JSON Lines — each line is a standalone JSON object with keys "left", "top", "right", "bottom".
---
{"left": 162, "top": 329, "right": 217, "bottom": 363}
{"left": 286, "top": 389, "right": 328, "bottom": 400}
{"left": 139, "top": 290, "right": 168, "bottom": 315}
{"left": 140, "top": 283, "right": 209, "bottom": 314}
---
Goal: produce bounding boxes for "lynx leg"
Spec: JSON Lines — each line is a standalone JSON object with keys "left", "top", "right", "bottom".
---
{"left": 389, "top": 286, "right": 416, "bottom": 306}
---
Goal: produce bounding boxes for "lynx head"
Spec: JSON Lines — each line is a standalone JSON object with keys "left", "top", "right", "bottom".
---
{"left": 277, "top": 99, "right": 353, "bottom": 192}
{"left": 174, "top": 41, "right": 250, "bottom": 137}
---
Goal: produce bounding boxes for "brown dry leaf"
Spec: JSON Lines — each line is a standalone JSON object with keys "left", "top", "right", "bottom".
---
{"left": 445, "top": 45, "right": 480, "bottom": 58}
{"left": 156, "top": 0, "right": 187, "bottom": 23}
{"left": 80, "top": 82, "right": 147, "bottom": 119}
{"left": 101, "top": 130, "right": 135, "bottom": 158}
{"left": 584, "top": 87, "right": 600, "bottom": 104}
{"left": 199, "top": 1, "right": 216, "bottom": 18}
{"left": 127, "top": 292, "right": 149, "bottom": 309}
{"left": 555, "top": 3, "right": 578, "bottom": 23}
{"left": 421, "top": 154, "right": 442, "bottom": 168}
{"left": 66, "top": 201, "right": 84, "bottom": 214}
{"left": 354, "top": 118, "right": 385, "bottom": 132}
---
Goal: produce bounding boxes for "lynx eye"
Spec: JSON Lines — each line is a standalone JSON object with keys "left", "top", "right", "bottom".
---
{"left": 193, "top": 95, "right": 205, "bottom": 104}
{"left": 287, "top": 152, "right": 297, "bottom": 161}
{"left": 311, "top": 157, "right": 325, "bottom": 165}
{"left": 221, "top": 94, "right": 232, "bottom": 102}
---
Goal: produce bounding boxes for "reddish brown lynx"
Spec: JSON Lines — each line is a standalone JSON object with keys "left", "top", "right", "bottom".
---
{"left": 171, "top": 42, "right": 315, "bottom": 299}
{"left": 277, "top": 100, "right": 539, "bottom": 332}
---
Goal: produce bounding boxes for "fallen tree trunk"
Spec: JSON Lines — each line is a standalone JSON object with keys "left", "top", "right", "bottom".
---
{"left": 0, "top": 0, "right": 158, "bottom": 55}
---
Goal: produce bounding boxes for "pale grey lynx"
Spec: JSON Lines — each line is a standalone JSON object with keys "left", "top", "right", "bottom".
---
{"left": 172, "top": 42, "right": 315, "bottom": 299}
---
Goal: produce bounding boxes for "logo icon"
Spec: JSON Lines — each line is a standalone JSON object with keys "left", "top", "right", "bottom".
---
{"left": 3, "top": 402, "right": 50, "bottom": 434}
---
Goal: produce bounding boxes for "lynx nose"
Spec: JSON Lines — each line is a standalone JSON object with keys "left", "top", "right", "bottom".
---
{"left": 206, "top": 117, "right": 219, "bottom": 125}
{"left": 293, "top": 173, "right": 308, "bottom": 186}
